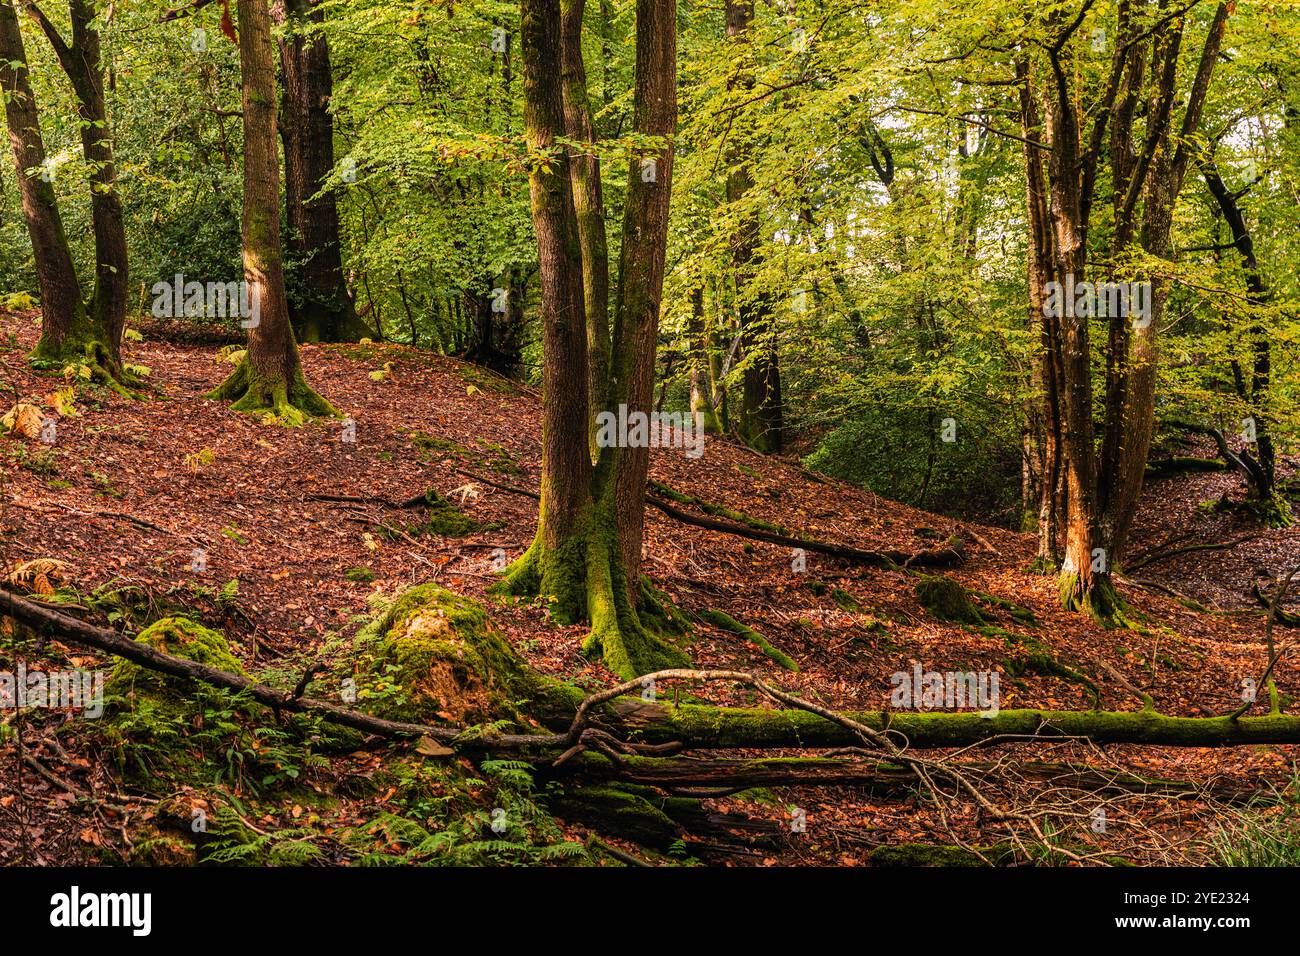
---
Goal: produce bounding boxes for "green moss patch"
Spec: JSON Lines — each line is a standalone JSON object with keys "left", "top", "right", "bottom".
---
{"left": 915, "top": 575, "right": 984, "bottom": 625}
{"left": 699, "top": 609, "right": 798, "bottom": 671}
{"left": 106, "top": 616, "right": 247, "bottom": 704}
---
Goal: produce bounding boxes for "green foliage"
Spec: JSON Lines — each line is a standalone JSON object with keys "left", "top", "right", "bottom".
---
{"left": 1207, "top": 771, "right": 1300, "bottom": 866}
{"left": 339, "top": 758, "right": 588, "bottom": 866}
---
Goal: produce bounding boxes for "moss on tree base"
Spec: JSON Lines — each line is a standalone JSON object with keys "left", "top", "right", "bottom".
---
{"left": 1058, "top": 572, "right": 1142, "bottom": 629}
{"left": 32, "top": 337, "right": 136, "bottom": 397}
{"left": 490, "top": 508, "right": 691, "bottom": 680}
{"left": 206, "top": 359, "right": 337, "bottom": 424}
{"left": 1246, "top": 493, "right": 1293, "bottom": 529}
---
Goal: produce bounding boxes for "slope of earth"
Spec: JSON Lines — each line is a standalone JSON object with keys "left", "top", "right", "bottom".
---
{"left": 1, "top": 308, "right": 1297, "bottom": 866}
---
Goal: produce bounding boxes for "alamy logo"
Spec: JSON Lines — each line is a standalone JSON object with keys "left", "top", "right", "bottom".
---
{"left": 49, "top": 886, "right": 151, "bottom": 936}
{"left": 1, "top": 664, "right": 104, "bottom": 717}
{"left": 151, "top": 273, "right": 261, "bottom": 328}
{"left": 594, "top": 405, "right": 705, "bottom": 459}
{"left": 1043, "top": 273, "right": 1151, "bottom": 327}
{"left": 890, "top": 663, "right": 1000, "bottom": 717}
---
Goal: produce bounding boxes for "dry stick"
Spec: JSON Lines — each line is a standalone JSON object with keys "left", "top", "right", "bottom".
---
{"left": 1232, "top": 564, "right": 1300, "bottom": 719}
{"left": 12, "top": 499, "right": 201, "bottom": 545}
{"left": 1126, "top": 533, "right": 1260, "bottom": 573}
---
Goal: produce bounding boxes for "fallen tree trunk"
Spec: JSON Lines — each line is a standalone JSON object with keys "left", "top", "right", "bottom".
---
{"left": 569, "top": 753, "right": 1260, "bottom": 803}
{"left": 644, "top": 492, "right": 964, "bottom": 568}
{"left": 593, "top": 697, "right": 1300, "bottom": 748}
{"left": 444, "top": 469, "right": 964, "bottom": 569}
{"left": 1144, "top": 456, "right": 1230, "bottom": 479}
{"left": 7, "top": 589, "right": 1300, "bottom": 752}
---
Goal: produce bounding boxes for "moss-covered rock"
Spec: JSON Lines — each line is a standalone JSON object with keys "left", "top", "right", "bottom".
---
{"left": 354, "top": 584, "right": 578, "bottom": 726}
{"left": 105, "top": 616, "right": 247, "bottom": 704}
{"left": 915, "top": 575, "right": 984, "bottom": 625}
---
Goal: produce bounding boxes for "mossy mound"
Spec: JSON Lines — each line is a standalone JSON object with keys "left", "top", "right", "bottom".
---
{"left": 421, "top": 492, "right": 480, "bottom": 536}
{"left": 550, "top": 784, "right": 684, "bottom": 850}
{"left": 105, "top": 616, "right": 247, "bottom": 704}
{"left": 868, "top": 843, "right": 1016, "bottom": 867}
{"left": 355, "top": 584, "right": 575, "bottom": 726}
{"left": 915, "top": 575, "right": 984, "bottom": 625}
{"left": 396, "top": 490, "right": 479, "bottom": 537}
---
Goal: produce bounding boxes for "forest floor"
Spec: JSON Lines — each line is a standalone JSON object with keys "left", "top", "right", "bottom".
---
{"left": 1, "top": 306, "right": 1297, "bottom": 866}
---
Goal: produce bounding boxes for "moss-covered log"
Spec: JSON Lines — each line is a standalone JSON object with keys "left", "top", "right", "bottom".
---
{"left": 12, "top": 588, "right": 1300, "bottom": 753}
{"left": 567, "top": 753, "right": 1259, "bottom": 802}
{"left": 1144, "top": 456, "right": 1230, "bottom": 479}
{"left": 647, "top": 492, "right": 965, "bottom": 569}
{"left": 599, "top": 698, "right": 1300, "bottom": 749}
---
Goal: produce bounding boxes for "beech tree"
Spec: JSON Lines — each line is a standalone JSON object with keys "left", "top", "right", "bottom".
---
{"left": 494, "top": 0, "right": 685, "bottom": 679}
{"left": 0, "top": 0, "right": 128, "bottom": 384}
{"left": 724, "top": 0, "right": 783, "bottom": 454}
{"left": 1018, "top": 1, "right": 1232, "bottom": 618}
{"left": 273, "top": 0, "right": 369, "bottom": 343}
{"left": 208, "top": 0, "right": 335, "bottom": 422}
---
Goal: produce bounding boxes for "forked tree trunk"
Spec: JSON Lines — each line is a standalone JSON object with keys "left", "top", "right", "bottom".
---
{"left": 1024, "top": 3, "right": 1230, "bottom": 619}
{"left": 273, "top": 0, "right": 367, "bottom": 343}
{"left": 494, "top": 0, "right": 687, "bottom": 680}
{"left": 0, "top": 0, "right": 122, "bottom": 381}
{"left": 208, "top": 0, "right": 335, "bottom": 422}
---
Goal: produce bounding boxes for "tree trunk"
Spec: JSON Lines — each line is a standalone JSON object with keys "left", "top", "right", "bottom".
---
{"left": 273, "top": 0, "right": 367, "bottom": 343}
{"left": 688, "top": 286, "right": 723, "bottom": 433}
{"left": 0, "top": 0, "right": 119, "bottom": 381}
{"left": 1018, "top": 57, "right": 1062, "bottom": 558}
{"left": 1200, "top": 158, "right": 1289, "bottom": 525}
{"left": 1024, "top": 4, "right": 1230, "bottom": 618}
{"left": 494, "top": 0, "right": 688, "bottom": 680}
{"left": 208, "top": 0, "right": 335, "bottom": 422}
{"left": 560, "top": 0, "right": 611, "bottom": 444}
{"left": 725, "top": 0, "right": 783, "bottom": 454}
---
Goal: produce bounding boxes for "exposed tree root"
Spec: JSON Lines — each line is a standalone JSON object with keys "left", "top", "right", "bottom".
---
{"left": 697, "top": 608, "right": 798, "bottom": 671}
{"left": 206, "top": 359, "right": 338, "bottom": 424}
